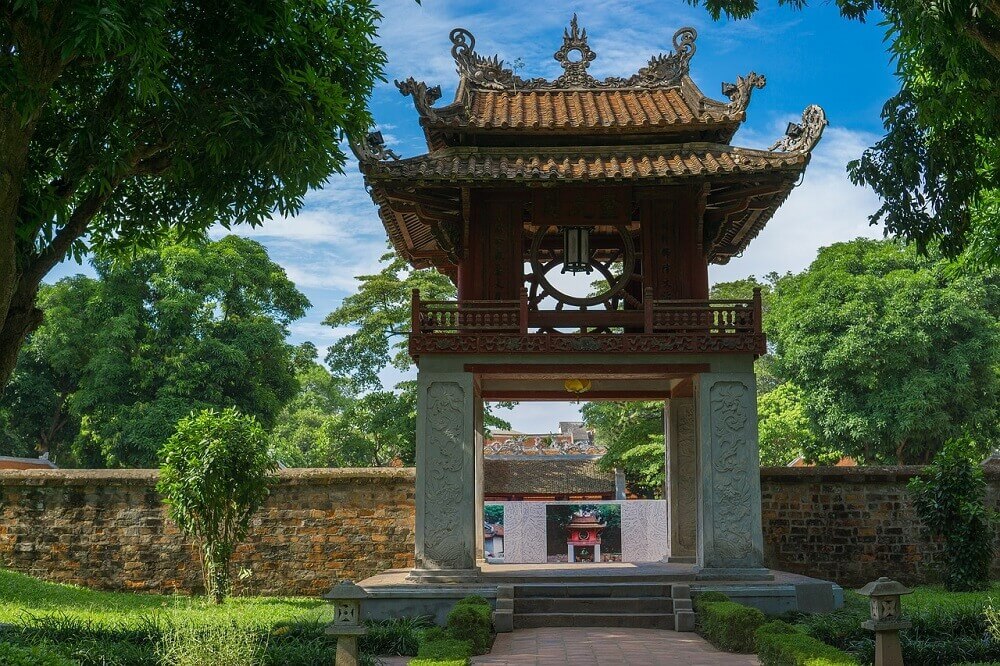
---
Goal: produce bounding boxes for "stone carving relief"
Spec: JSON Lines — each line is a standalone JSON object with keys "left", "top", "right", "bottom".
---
{"left": 422, "top": 382, "right": 468, "bottom": 568}
{"left": 708, "top": 380, "right": 755, "bottom": 564}
{"left": 621, "top": 501, "right": 669, "bottom": 562}
{"left": 500, "top": 502, "right": 547, "bottom": 564}
{"left": 675, "top": 402, "right": 697, "bottom": 552}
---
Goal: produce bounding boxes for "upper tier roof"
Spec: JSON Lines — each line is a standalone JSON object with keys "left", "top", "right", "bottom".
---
{"left": 395, "top": 19, "right": 765, "bottom": 149}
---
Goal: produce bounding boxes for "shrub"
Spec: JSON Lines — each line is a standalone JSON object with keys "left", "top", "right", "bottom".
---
{"left": 755, "top": 620, "right": 858, "bottom": 665}
{"left": 361, "top": 616, "right": 432, "bottom": 656}
{"left": 453, "top": 595, "right": 491, "bottom": 609}
{"left": 446, "top": 601, "right": 492, "bottom": 655}
{"left": 158, "top": 408, "right": 278, "bottom": 603}
{"left": 416, "top": 637, "right": 473, "bottom": 660}
{"left": 408, "top": 660, "right": 468, "bottom": 666}
{"left": 908, "top": 440, "right": 996, "bottom": 591}
{"left": 693, "top": 591, "right": 730, "bottom": 611}
{"left": 698, "top": 600, "right": 766, "bottom": 652}
{"left": 0, "top": 642, "right": 78, "bottom": 666}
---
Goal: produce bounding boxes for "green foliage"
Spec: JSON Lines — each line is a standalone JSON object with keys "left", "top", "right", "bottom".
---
{"left": 0, "top": 235, "right": 308, "bottom": 467}
{"left": 158, "top": 408, "right": 277, "bottom": 603}
{"left": 581, "top": 400, "right": 663, "bottom": 497}
{"left": 698, "top": 599, "right": 766, "bottom": 652}
{"left": 360, "top": 616, "right": 432, "bottom": 656}
{"left": 768, "top": 239, "right": 1000, "bottom": 464}
{"left": 324, "top": 251, "right": 456, "bottom": 391}
{"left": 755, "top": 620, "right": 858, "bottom": 666}
{"left": 445, "top": 603, "right": 492, "bottom": 655}
{"left": 409, "top": 659, "right": 469, "bottom": 666}
{"left": 686, "top": 0, "right": 1000, "bottom": 267}
{"left": 0, "top": 642, "right": 77, "bottom": 666}
{"left": 0, "top": 0, "right": 386, "bottom": 389}
{"left": 157, "top": 619, "right": 265, "bottom": 666}
{"left": 909, "top": 441, "right": 996, "bottom": 590}
{"left": 693, "top": 591, "right": 731, "bottom": 611}
{"left": 483, "top": 505, "right": 504, "bottom": 525}
{"left": 415, "top": 638, "right": 473, "bottom": 660}
{"left": 757, "top": 383, "right": 836, "bottom": 466}
{"left": 711, "top": 273, "right": 783, "bottom": 392}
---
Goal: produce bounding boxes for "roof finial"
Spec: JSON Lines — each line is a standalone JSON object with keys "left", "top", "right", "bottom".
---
{"left": 553, "top": 14, "right": 597, "bottom": 87}
{"left": 769, "top": 105, "right": 828, "bottom": 153}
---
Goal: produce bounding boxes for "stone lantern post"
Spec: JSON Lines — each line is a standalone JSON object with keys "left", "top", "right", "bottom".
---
{"left": 858, "top": 576, "right": 913, "bottom": 666}
{"left": 324, "top": 580, "right": 369, "bottom": 666}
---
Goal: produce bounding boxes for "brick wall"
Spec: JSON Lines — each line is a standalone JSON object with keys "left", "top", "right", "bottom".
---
{"left": 2, "top": 466, "right": 998, "bottom": 594}
{"left": 0, "top": 468, "right": 414, "bottom": 596}
{"left": 760, "top": 466, "right": 1000, "bottom": 587}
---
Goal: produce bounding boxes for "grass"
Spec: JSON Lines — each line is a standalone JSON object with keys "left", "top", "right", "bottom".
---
{"left": 0, "top": 569, "right": 330, "bottom": 629}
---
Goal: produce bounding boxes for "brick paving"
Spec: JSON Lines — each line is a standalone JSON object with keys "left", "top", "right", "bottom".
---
{"left": 471, "top": 627, "right": 757, "bottom": 666}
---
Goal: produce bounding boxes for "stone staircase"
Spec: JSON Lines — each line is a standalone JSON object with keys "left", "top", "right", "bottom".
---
{"left": 493, "top": 582, "right": 695, "bottom": 632}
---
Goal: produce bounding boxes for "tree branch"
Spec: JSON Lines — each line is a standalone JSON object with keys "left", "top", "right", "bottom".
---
{"left": 967, "top": 18, "right": 1000, "bottom": 63}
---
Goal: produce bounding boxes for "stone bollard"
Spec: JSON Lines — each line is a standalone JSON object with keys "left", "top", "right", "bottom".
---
{"left": 858, "top": 576, "right": 912, "bottom": 666}
{"left": 324, "top": 580, "right": 369, "bottom": 666}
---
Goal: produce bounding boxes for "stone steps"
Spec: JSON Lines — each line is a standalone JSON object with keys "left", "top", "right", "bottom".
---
{"left": 496, "top": 582, "right": 695, "bottom": 632}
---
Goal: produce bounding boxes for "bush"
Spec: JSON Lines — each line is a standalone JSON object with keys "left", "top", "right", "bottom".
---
{"left": 693, "top": 591, "right": 730, "bottom": 611}
{"left": 158, "top": 407, "right": 278, "bottom": 603}
{"left": 755, "top": 620, "right": 857, "bottom": 665}
{"left": 0, "top": 642, "right": 78, "bottom": 666}
{"left": 416, "top": 637, "right": 473, "bottom": 660}
{"left": 908, "top": 440, "right": 996, "bottom": 591}
{"left": 361, "top": 616, "right": 431, "bottom": 656}
{"left": 453, "top": 595, "right": 491, "bottom": 609}
{"left": 698, "top": 599, "right": 766, "bottom": 652}
{"left": 446, "top": 602, "right": 491, "bottom": 655}
{"left": 408, "top": 660, "right": 468, "bottom": 666}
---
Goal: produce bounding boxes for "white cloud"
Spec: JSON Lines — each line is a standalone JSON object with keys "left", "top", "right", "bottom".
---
{"left": 712, "top": 126, "right": 884, "bottom": 284}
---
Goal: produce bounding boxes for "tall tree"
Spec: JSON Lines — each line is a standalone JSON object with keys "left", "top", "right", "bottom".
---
{"left": 768, "top": 238, "right": 1000, "bottom": 464}
{"left": 0, "top": 0, "right": 385, "bottom": 388}
{"left": 689, "top": 0, "right": 1000, "bottom": 265}
{"left": 581, "top": 401, "right": 664, "bottom": 498}
{"left": 0, "top": 235, "right": 309, "bottom": 467}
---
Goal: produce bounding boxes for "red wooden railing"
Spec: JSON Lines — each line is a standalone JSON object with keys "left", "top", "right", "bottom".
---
{"left": 411, "top": 287, "right": 762, "bottom": 336}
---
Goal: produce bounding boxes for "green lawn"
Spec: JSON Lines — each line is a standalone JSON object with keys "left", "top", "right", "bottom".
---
{"left": 0, "top": 569, "right": 330, "bottom": 629}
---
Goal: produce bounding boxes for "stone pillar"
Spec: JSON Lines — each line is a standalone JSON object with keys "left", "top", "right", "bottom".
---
{"left": 664, "top": 398, "right": 697, "bottom": 563}
{"left": 474, "top": 392, "right": 485, "bottom": 562}
{"left": 411, "top": 371, "right": 479, "bottom": 581}
{"left": 694, "top": 373, "right": 768, "bottom": 578}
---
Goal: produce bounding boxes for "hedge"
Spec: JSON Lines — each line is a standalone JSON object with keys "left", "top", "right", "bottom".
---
{"left": 755, "top": 621, "right": 857, "bottom": 666}
{"left": 698, "top": 595, "right": 766, "bottom": 653}
{"left": 446, "top": 599, "right": 492, "bottom": 655}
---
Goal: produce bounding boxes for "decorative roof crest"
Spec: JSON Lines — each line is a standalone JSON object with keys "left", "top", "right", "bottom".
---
{"left": 723, "top": 72, "right": 766, "bottom": 115}
{"left": 351, "top": 130, "right": 400, "bottom": 162}
{"left": 770, "top": 104, "right": 828, "bottom": 153}
{"left": 449, "top": 18, "right": 698, "bottom": 91}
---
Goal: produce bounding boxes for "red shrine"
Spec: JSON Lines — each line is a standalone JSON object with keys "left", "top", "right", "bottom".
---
{"left": 352, "top": 15, "right": 826, "bottom": 582}
{"left": 566, "top": 512, "right": 607, "bottom": 564}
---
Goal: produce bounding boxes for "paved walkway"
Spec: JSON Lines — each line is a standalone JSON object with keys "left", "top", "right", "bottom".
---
{"left": 471, "top": 628, "right": 757, "bottom": 666}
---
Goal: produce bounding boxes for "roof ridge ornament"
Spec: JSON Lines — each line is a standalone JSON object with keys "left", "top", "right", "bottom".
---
{"left": 723, "top": 72, "right": 766, "bottom": 115}
{"left": 770, "top": 105, "right": 828, "bottom": 153}
{"left": 449, "top": 20, "right": 698, "bottom": 91}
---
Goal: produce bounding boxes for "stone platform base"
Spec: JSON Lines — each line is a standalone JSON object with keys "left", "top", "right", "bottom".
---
{"left": 358, "top": 563, "right": 843, "bottom": 625}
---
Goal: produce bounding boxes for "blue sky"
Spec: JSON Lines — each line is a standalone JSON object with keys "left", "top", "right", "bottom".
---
{"left": 50, "top": 0, "right": 898, "bottom": 432}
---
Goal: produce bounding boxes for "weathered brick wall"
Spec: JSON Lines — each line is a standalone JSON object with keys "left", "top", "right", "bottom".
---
{"left": 0, "top": 468, "right": 414, "bottom": 596}
{"left": 2, "top": 466, "right": 998, "bottom": 594}
{"left": 760, "top": 466, "right": 1000, "bottom": 587}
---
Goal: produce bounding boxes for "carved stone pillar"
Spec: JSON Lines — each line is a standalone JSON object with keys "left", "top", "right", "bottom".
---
{"left": 664, "top": 398, "right": 697, "bottom": 563}
{"left": 694, "top": 373, "right": 768, "bottom": 578}
{"left": 411, "top": 371, "right": 480, "bottom": 581}
{"left": 474, "top": 392, "right": 485, "bottom": 562}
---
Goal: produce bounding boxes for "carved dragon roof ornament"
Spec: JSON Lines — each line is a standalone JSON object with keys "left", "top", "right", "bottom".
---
{"left": 723, "top": 72, "right": 766, "bottom": 115}
{"left": 770, "top": 105, "right": 829, "bottom": 153}
{"left": 449, "top": 16, "right": 698, "bottom": 91}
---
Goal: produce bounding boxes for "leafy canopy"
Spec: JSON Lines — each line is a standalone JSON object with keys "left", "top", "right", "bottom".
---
{"left": 0, "top": 234, "right": 309, "bottom": 467}
{"left": 687, "top": 0, "right": 1000, "bottom": 266}
{"left": 158, "top": 408, "right": 277, "bottom": 603}
{"left": 768, "top": 238, "right": 1000, "bottom": 464}
{"left": 0, "top": 0, "right": 385, "bottom": 388}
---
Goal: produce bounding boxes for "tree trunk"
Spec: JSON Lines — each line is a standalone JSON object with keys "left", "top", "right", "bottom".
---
{"left": 0, "top": 286, "right": 44, "bottom": 391}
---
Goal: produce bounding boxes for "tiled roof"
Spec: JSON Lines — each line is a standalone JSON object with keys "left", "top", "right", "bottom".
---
{"left": 484, "top": 458, "right": 616, "bottom": 496}
{"left": 363, "top": 144, "right": 806, "bottom": 184}
{"left": 428, "top": 87, "right": 737, "bottom": 133}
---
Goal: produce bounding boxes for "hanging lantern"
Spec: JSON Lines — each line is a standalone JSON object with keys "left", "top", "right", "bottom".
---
{"left": 561, "top": 226, "right": 592, "bottom": 274}
{"left": 564, "top": 378, "right": 592, "bottom": 394}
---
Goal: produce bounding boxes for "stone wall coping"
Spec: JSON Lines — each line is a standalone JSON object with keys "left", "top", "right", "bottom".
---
{"left": 761, "top": 465, "right": 999, "bottom": 482}
{"left": 0, "top": 467, "right": 416, "bottom": 487}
